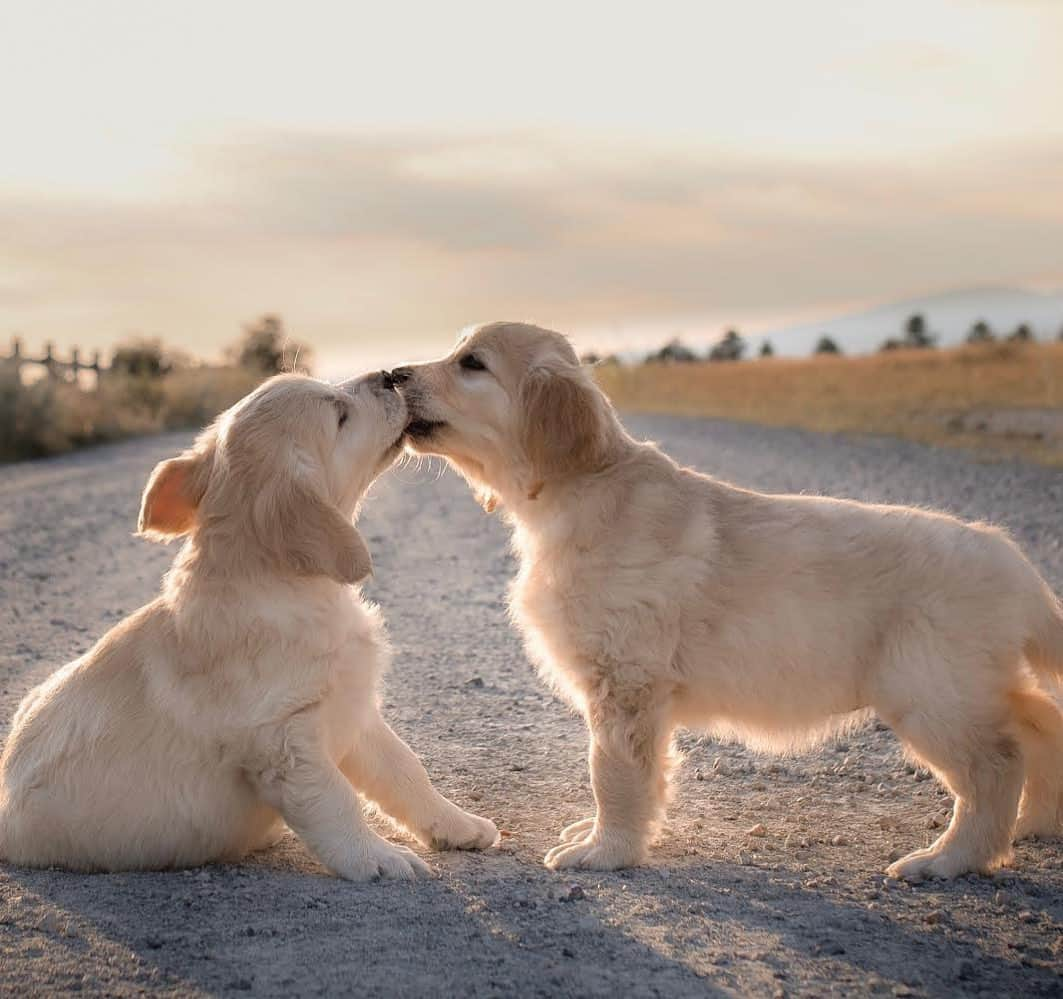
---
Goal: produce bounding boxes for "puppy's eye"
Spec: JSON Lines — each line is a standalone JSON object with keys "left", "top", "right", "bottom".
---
{"left": 459, "top": 353, "right": 487, "bottom": 372}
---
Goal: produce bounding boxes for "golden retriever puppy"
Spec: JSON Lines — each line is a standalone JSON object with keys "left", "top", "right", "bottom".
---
{"left": 0, "top": 373, "right": 497, "bottom": 878}
{"left": 393, "top": 322, "right": 1063, "bottom": 880}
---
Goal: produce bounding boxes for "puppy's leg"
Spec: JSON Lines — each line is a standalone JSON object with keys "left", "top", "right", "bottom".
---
{"left": 340, "top": 716, "right": 498, "bottom": 851}
{"left": 250, "top": 711, "right": 431, "bottom": 881}
{"left": 884, "top": 707, "right": 1023, "bottom": 881}
{"left": 1011, "top": 685, "right": 1063, "bottom": 841}
{"left": 545, "top": 698, "right": 671, "bottom": 871}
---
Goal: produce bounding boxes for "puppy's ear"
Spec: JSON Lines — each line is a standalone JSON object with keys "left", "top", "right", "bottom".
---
{"left": 519, "top": 358, "right": 607, "bottom": 498}
{"left": 138, "top": 435, "right": 216, "bottom": 540}
{"left": 255, "top": 479, "right": 373, "bottom": 585}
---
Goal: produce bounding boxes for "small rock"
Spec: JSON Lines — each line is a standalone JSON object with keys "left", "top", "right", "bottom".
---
{"left": 1018, "top": 910, "right": 1036, "bottom": 924}
{"left": 953, "top": 958, "right": 975, "bottom": 980}
{"left": 465, "top": 676, "right": 485, "bottom": 688}
{"left": 563, "top": 884, "right": 585, "bottom": 901}
{"left": 712, "top": 757, "right": 728, "bottom": 775}
{"left": 924, "top": 909, "right": 945, "bottom": 925}
{"left": 738, "top": 850, "right": 753, "bottom": 866}
{"left": 831, "top": 834, "right": 849, "bottom": 847}
{"left": 747, "top": 823, "right": 767, "bottom": 838}
{"left": 695, "top": 769, "right": 705, "bottom": 781}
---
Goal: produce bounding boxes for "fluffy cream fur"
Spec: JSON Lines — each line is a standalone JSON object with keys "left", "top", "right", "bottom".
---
{"left": 396, "top": 321, "right": 1063, "bottom": 880}
{"left": 0, "top": 373, "right": 497, "bottom": 878}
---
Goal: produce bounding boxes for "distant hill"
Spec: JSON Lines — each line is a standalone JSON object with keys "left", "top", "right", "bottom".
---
{"left": 760, "top": 287, "right": 1063, "bottom": 357}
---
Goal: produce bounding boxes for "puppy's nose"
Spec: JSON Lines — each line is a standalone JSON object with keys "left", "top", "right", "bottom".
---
{"left": 378, "top": 369, "right": 396, "bottom": 390}
{"left": 389, "top": 366, "right": 413, "bottom": 386}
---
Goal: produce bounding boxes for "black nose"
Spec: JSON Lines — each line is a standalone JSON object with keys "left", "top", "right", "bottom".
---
{"left": 390, "top": 366, "right": 413, "bottom": 386}
{"left": 378, "top": 369, "right": 396, "bottom": 390}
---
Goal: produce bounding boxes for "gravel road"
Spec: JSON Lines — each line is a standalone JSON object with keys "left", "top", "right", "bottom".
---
{"left": 1, "top": 416, "right": 1061, "bottom": 998}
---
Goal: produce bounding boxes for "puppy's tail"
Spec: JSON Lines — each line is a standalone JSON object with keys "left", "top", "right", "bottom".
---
{"left": 1024, "top": 583, "right": 1063, "bottom": 684}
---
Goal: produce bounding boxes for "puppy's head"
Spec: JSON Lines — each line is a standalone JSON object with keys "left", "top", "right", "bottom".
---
{"left": 393, "top": 322, "right": 616, "bottom": 507}
{"left": 138, "top": 372, "right": 406, "bottom": 584}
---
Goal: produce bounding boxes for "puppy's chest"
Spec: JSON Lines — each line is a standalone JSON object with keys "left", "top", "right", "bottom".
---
{"left": 317, "top": 614, "right": 387, "bottom": 759}
{"left": 512, "top": 555, "right": 635, "bottom": 666}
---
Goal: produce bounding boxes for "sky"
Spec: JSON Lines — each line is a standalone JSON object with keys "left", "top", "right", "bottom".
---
{"left": 1, "top": 0, "right": 1062, "bottom": 374}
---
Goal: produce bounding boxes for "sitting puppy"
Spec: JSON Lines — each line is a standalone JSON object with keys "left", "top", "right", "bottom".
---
{"left": 0, "top": 373, "right": 497, "bottom": 878}
{"left": 394, "top": 322, "right": 1063, "bottom": 880}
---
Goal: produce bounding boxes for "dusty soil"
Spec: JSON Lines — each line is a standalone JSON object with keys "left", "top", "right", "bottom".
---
{"left": 0, "top": 416, "right": 1061, "bottom": 997}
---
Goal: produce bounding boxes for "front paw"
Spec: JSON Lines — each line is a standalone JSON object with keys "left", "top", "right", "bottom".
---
{"left": 544, "top": 831, "right": 644, "bottom": 871}
{"left": 426, "top": 807, "right": 499, "bottom": 852}
{"left": 338, "top": 840, "right": 434, "bottom": 882}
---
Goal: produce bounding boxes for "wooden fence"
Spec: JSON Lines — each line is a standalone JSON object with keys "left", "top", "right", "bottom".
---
{"left": 0, "top": 337, "right": 106, "bottom": 384}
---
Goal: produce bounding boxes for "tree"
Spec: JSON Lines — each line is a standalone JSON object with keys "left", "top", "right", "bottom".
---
{"left": 1007, "top": 323, "right": 1034, "bottom": 343}
{"left": 966, "top": 320, "right": 994, "bottom": 345}
{"left": 814, "top": 335, "right": 842, "bottom": 356}
{"left": 645, "top": 337, "right": 699, "bottom": 364}
{"left": 759, "top": 340, "right": 774, "bottom": 358}
{"left": 230, "top": 315, "right": 312, "bottom": 375}
{"left": 881, "top": 313, "right": 937, "bottom": 352}
{"left": 903, "top": 313, "right": 936, "bottom": 349}
{"left": 709, "top": 329, "right": 745, "bottom": 362}
{"left": 110, "top": 337, "right": 172, "bottom": 378}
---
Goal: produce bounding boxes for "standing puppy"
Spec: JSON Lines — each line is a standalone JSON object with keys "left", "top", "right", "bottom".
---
{"left": 394, "top": 321, "right": 1063, "bottom": 880}
{"left": 0, "top": 373, "right": 497, "bottom": 878}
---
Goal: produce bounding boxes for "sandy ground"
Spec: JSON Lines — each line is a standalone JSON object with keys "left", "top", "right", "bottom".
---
{"left": 1, "top": 415, "right": 1061, "bottom": 998}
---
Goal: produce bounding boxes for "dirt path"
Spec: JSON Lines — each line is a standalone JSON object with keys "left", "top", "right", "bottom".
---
{"left": 1, "top": 418, "right": 1061, "bottom": 997}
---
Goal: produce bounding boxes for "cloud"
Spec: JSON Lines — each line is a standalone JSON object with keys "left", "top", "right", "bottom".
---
{"left": 1, "top": 129, "right": 1061, "bottom": 369}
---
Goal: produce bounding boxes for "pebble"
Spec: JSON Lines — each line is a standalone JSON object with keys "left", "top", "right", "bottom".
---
{"left": 562, "top": 884, "right": 585, "bottom": 902}
{"left": 747, "top": 823, "right": 767, "bottom": 838}
{"left": 831, "top": 834, "right": 849, "bottom": 847}
{"left": 924, "top": 909, "right": 945, "bottom": 925}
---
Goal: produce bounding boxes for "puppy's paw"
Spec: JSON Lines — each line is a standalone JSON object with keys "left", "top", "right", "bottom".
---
{"left": 885, "top": 847, "right": 993, "bottom": 882}
{"left": 558, "top": 817, "right": 596, "bottom": 844}
{"left": 544, "top": 833, "right": 644, "bottom": 871}
{"left": 427, "top": 807, "right": 499, "bottom": 852}
{"left": 338, "top": 841, "right": 434, "bottom": 882}
{"left": 1014, "top": 807, "right": 1062, "bottom": 843}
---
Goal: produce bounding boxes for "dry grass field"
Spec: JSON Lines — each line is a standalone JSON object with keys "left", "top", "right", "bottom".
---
{"left": 596, "top": 340, "right": 1063, "bottom": 466}
{"left": 0, "top": 365, "right": 262, "bottom": 463}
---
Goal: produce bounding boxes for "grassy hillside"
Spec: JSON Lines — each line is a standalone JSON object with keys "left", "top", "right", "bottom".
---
{"left": 596, "top": 340, "right": 1063, "bottom": 466}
